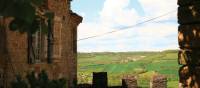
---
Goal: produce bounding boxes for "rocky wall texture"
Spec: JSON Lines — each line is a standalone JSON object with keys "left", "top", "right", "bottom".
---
{"left": 0, "top": 0, "right": 82, "bottom": 88}
{"left": 122, "top": 75, "right": 138, "bottom": 88}
{"left": 178, "top": 0, "right": 200, "bottom": 87}
{"left": 150, "top": 75, "right": 167, "bottom": 88}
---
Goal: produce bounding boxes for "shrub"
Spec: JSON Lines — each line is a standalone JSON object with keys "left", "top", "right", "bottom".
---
{"left": 11, "top": 75, "right": 28, "bottom": 88}
{"left": 11, "top": 70, "right": 67, "bottom": 88}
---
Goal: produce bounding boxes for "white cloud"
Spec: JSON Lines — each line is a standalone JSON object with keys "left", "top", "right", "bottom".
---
{"left": 78, "top": 22, "right": 178, "bottom": 52}
{"left": 99, "top": 0, "right": 140, "bottom": 27}
{"left": 139, "top": 0, "right": 177, "bottom": 20}
{"left": 77, "top": 0, "right": 178, "bottom": 52}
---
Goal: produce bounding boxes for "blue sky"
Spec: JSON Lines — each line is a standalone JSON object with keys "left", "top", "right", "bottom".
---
{"left": 72, "top": 0, "right": 178, "bottom": 52}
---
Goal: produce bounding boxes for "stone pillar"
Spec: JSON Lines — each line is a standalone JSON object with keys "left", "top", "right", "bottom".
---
{"left": 150, "top": 75, "right": 167, "bottom": 88}
{"left": 92, "top": 72, "right": 108, "bottom": 88}
{"left": 178, "top": 0, "right": 200, "bottom": 87}
{"left": 122, "top": 75, "right": 138, "bottom": 88}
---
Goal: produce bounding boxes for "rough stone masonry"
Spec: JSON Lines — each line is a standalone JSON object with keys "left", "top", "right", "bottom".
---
{"left": 178, "top": 0, "right": 200, "bottom": 87}
{"left": 0, "top": 0, "right": 82, "bottom": 88}
{"left": 150, "top": 75, "right": 167, "bottom": 88}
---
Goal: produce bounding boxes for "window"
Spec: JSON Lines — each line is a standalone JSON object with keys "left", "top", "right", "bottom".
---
{"left": 28, "top": 20, "right": 54, "bottom": 64}
{"left": 28, "top": 29, "right": 46, "bottom": 64}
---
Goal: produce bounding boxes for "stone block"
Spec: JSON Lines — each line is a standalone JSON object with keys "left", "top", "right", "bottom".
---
{"left": 178, "top": 4, "right": 200, "bottom": 24}
{"left": 92, "top": 72, "right": 108, "bottom": 88}
{"left": 178, "top": 49, "right": 200, "bottom": 65}
{"left": 150, "top": 75, "right": 167, "bottom": 88}
{"left": 178, "top": 24, "right": 200, "bottom": 48}
{"left": 179, "top": 65, "right": 200, "bottom": 88}
{"left": 178, "top": 50, "right": 188, "bottom": 65}
{"left": 122, "top": 75, "right": 137, "bottom": 88}
{"left": 179, "top": 65, "right": 190, "bottom": 88}
{"left": 178, "top": 0, "right": 200, "bottom": 6}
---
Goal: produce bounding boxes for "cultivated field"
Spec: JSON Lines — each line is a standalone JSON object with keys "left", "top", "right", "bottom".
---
{"left": 78, "top": 50, "right": 179, "bottom": 88}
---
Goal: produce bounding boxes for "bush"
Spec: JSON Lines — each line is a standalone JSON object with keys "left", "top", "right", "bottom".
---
{"left": 11, "top": 75, "right": 28, "bottom": 88}
{"left": 11, "top": 70, "right": 67, "bottom": 88}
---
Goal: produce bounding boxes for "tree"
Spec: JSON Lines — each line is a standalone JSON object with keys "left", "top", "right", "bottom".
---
{"left": 0, "top": 0, "right": 54, "bottom": 34}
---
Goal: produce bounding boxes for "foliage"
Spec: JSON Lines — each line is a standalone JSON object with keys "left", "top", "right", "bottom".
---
{"left": 0, "top": 0, "right": 54, "bottom": 34}
{"left": 11, "top": 70, "right": 67, "bottom": 88}
{"left": 11, "top": 75, "right": 28, "bottom": 88}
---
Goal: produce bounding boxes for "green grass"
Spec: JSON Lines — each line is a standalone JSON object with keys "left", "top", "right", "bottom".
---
{"left": 78, "top": 50, "right": 179, "bottom": 87}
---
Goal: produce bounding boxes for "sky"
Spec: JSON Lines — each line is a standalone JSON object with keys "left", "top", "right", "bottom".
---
{"left": 72, "top": 0, "right": 179, "bottom": 52}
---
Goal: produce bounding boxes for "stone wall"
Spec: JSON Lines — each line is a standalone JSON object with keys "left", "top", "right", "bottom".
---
{"left": 122, "top": 75, "right": 138, "bottom": 88}
{"left": 0, "top": 0, "right": 82, "bottom": 88}
{"left": 92, "top": 72, "right": 108, "bottom": 88}
{"left": 150, "top": 75, "right": 167, "bottom": 88}
{"left": 81, "top": 72, "right": 167, "bottom": 88}
{"left": 178, "top": 0, "right": 200, "bottom": 87}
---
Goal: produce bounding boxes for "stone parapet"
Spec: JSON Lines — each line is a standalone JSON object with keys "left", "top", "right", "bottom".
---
{"left": 150, "top": 75, "right": 167, "bottom": 88}
{"left": 92, "top": 72, "right": 108, "bottom": 88}
{"left": 122, "top": 75, "right": 138, "bottom": 88}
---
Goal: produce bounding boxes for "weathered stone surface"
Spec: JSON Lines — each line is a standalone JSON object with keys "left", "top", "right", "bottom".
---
{"left": 150, "top": 75, "right": 167, "bottom": 88}
{"left": 178, "top": 50, "right": 188, "bottom": 65}
{"left": 179, "top": 65, "right": 200, "bottom": 88}
{"left": 92, "top": 72, "right": 108, "bottom": 88}
{"left": 0, "top": 0, "right": 82, "bottom": 88}
{"left": 179, "top": 65, "right": 190, "bottom": 88}
{"left": 178, "top": 0, "right": 200, "bottom": 6}
{"left": 178, "top": 0, "right": 200, "bottom": 87}
{"left": 178, "top": 49, "right": 200, "bottom": 65}
{"left": 178, "top": 4, "right": 200, "bottom": 24}
{"left": 122, "top": 75, "right": 138, "bottom": 88}
{"left": 178, "top": 24, "right": 200, "bottom": 49}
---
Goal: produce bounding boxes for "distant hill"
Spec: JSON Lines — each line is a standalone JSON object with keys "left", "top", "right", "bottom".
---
{"left": 162, "top": 49, "right": 178, "bottom": 53}
{"left": 78, "top": 49, "right": 178, "bottom": 54}
{"left": 77, "top": 51, "right": 179, "bottom": 87}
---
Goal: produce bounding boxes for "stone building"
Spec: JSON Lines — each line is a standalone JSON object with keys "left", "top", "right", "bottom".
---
{"left": 0, "top": 0, "right": 82, "bottom": 88}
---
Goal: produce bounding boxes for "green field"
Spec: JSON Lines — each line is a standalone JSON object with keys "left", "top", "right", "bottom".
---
{"left": 78, "top": 50, "right": 180, "bottom": 88}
